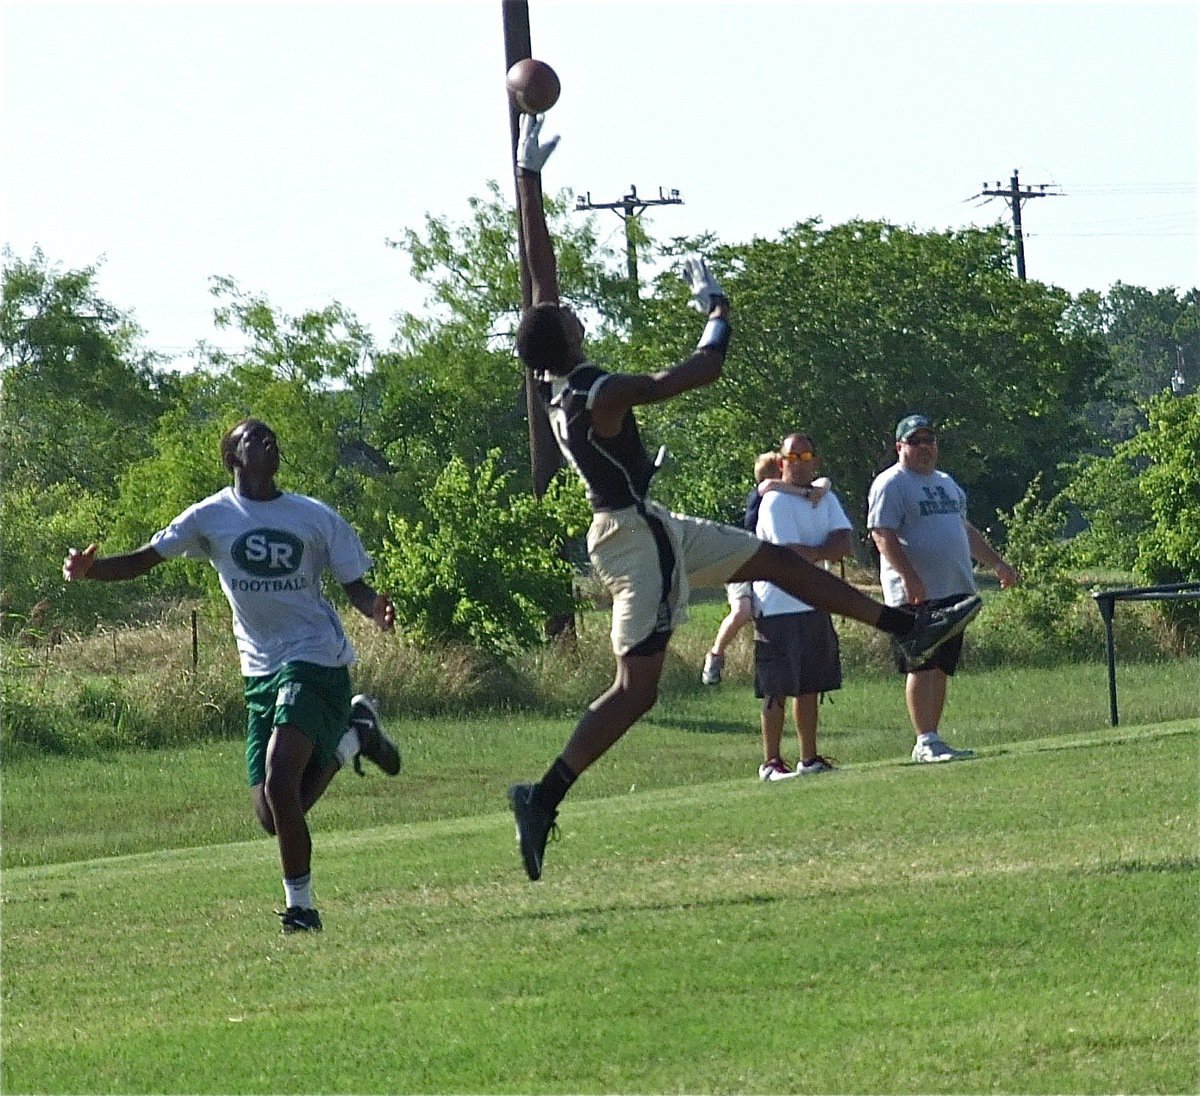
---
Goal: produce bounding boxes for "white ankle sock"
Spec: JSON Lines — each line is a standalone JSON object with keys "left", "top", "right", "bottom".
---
{"left": 284, "top": 872, "right": 313, "bottom": 910}
{"left": 335, "top": 727, "right": 360, "bottom": 767}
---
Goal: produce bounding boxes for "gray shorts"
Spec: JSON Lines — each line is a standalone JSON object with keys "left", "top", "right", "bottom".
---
{"left": 754, "top": 610, "right": 842, "bottom": 697}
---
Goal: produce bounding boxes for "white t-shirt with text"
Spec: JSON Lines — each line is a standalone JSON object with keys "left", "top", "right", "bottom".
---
{"left": 866, "top": 463, "right": 976, "bottom": 606}
{"left": 151, "top": 487, "right": 372, "bottom": 676}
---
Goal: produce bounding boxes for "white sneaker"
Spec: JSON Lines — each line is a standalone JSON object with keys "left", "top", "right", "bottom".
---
{"left": 701, "top": 651, "right": 725, "bottom": 685}
{"left": 798, "top": 754, "right": 836, "bottom": 774}
{"left": 758, "top": 757, "right": 799, "bottom": 782}
{"left": 911, "top": 735, "right": 974, "bottom": 763}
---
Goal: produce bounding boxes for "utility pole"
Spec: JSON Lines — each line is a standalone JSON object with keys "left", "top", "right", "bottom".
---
{"left": 575, "top": 185, "right": 683, "bottom": 314}
{"left": 501, "top": 0, "right": 562, "bottom": 499}
{"left": 975, "top": 169, "right": 1062, "bottom": 280}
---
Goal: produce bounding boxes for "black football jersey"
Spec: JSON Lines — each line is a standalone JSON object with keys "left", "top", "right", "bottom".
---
{"left": 540, "top": 363, "right": 656, "bottom": 512}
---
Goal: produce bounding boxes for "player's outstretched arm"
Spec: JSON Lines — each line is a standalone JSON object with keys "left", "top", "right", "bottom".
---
{"left": 591, "top": 256, "right": 731, "bottom": 429}
{"left": 62, "top": 543, "right": 163, "bottom": 583}
{"left": 343, "top": 579, "right": 396, "bottom": 632}
{"left": 515, "top": 113, "right": 561, "bottom": 306}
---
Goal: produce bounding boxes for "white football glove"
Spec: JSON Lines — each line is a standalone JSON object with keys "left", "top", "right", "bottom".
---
{"left": 681, "top": 256, "right": 726, "bottom": 313}
{"left": 516, "top": 113, "right": 560, "bottom": 173}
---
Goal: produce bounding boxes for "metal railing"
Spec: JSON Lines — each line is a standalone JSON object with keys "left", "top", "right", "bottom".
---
{"left": 1091, "top": 581, "right": 1200, "bottom": 726}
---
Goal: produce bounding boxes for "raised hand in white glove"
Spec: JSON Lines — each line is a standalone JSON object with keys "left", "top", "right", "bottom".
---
{"left": 517, "top": 113, "right": 560, "bottom": 173}
{"left": 681, "top": 256, "right": 726, "bottom": 313}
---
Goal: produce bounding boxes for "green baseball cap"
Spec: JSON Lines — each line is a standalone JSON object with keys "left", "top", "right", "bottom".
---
{"left": 896, "top": 414, "right": 933, "bottom": 441}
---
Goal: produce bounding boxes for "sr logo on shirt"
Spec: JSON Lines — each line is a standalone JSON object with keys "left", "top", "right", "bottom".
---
{"left": 233, "top": 529, "right": 305, "bottom": 576}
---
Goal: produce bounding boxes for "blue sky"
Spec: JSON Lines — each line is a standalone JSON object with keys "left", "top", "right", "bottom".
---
{"left": 4, "top": 1, "right": 1196, "bottom": 364}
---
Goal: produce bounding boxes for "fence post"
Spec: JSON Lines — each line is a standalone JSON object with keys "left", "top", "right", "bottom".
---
{"left": 1094, "top": 593, "right": 1119, "bottom": 727}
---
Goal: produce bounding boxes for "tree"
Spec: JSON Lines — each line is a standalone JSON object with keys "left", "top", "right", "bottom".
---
{"left": 111, "top": 281, "right": 408, "bottom": 557}
{"left": 1070, "top": 284, "right": 1200, "bottom": 443}
{"left": 1, "top": 248, "right": 177, "bottom": 495}
{"left": 383, "top": 180, "right": 631, "bottom": 491}
{"left": 1, "top": 250, "right": 181, "bottom": 630}
{"left": 631, "top": 220, "right": 1107, "bottom": 535}
{"left": 1067, "top": 392, "right": 1199, "bottom": 635}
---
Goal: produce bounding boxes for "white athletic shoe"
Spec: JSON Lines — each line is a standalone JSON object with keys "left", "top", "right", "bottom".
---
{"left": 758, "top": 757, "right": 799, "bottom": 782}
{"left": 911, "top": 735, "right": 974, "bottom": 763}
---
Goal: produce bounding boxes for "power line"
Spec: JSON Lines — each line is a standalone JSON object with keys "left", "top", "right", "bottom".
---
{"left": 969, "top": 169, "right": 1064, "bottom": 280}
{"left": 574, "top": 185, "right": 683, "bottom": 288}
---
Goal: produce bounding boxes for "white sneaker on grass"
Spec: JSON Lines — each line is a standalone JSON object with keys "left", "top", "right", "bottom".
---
{"left": 758, "top": 757, "right": 799, "bottom": 782}
{"left": 911, "top": 734, "right": 974, "bottom": 763}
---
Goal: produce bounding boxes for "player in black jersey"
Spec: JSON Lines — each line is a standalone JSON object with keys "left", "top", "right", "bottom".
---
{"left": 506, "top": 113, "right": 981, "bottom": 880}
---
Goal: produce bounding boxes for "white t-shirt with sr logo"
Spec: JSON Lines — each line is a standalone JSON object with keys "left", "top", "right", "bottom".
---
{"left": 151, "top": 487, "right": 373, "bottom": 676}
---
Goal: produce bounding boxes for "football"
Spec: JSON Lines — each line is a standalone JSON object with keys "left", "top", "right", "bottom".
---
{"left": 506, "top": 58, "right": 561, "bottom": 114}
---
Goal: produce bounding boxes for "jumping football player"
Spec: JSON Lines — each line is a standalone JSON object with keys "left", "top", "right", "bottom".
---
{"left": 506, "top": 114, "right": 981, "bottom": 880}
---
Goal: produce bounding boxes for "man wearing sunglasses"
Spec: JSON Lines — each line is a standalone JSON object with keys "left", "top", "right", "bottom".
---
{"left": 868, "top": 414, "right": 1019, "bottom": 763}
{"left": 752, "top": 434, "right": 850, "bottom": 780}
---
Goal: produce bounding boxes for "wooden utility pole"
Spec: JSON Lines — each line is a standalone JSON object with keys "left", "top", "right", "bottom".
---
{"left": 502, "top": 0, "right": 561, "bottom": 498}
{"left": 575, "top": 185, "right": 683, "bottom": 289}
{"left": 977, "top": 170, "right": 1062, "bottom": 280}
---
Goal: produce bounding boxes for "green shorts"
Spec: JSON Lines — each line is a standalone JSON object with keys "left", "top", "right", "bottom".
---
{"left": 243, "top": 662, "right": 353, "bottom": 786}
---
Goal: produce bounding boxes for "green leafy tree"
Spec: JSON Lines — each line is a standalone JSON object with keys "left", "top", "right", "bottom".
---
{"left": 632, "top": 220, "right": 1106, "bottom": 534}
{"left": 0, "top": 249, "right": 177, "bottom": 495}
{"left": 1, "top": 250, "right": 180, "bottom": 629}
{"left": 1067, "top": 392, "right": 1199, "bottom": 635}
{"left": 1071, "top": 284, "right": 1200, "bottom": 443}
{"left": 382, "top": 181, "right": 630, "bottom": 490}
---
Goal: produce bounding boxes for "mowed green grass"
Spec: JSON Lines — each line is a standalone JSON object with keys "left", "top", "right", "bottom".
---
{"left": 3, "top": 722, "right": 1196, "bottom": 1094}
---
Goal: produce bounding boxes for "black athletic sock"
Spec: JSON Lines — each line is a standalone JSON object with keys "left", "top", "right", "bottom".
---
{"left": 536, "top": 756, "right": 577, "bottom": 812}
{"left": 878, "top": 604, "right": 916, "bottom": 636}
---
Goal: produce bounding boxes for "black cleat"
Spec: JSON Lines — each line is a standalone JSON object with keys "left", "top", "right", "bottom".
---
{"left": 349, "top": 694, "right": 401, "bottom": 776}
{"left": 277, "top": 906, "right": 323, "bottom": 934}
{"left": 895, "top": 595, "right": 982, "bottom": 671}
{"left": 507, "top": 783, "right": 559, "bottom": 881}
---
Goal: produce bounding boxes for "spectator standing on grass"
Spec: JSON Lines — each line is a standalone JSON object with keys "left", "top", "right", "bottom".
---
{"left": 868, "top": 414, "right": 1019, "bottom": 763}
{"left": 504, "top": 111, "right": 981, "bottom": 881}
{"left": 62, "top": 418, "right": 402, "bottom": 934}
{"left": 753, "top": 433, "right": 852, "bottom": 780}
{"left": 702, "top": 450, "right": 832, "bottom": 686}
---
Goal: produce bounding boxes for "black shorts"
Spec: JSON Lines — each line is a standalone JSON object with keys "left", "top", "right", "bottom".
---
{"left": 891, "top": 594, "right": 969, "bottom": 675}
{"left": 754, "top": 611, "right": 842, "bottom": 698}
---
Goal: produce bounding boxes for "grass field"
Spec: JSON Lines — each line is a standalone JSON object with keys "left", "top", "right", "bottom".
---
{"left": 3, "top": 669, "right": 1197, "bottom": 1092}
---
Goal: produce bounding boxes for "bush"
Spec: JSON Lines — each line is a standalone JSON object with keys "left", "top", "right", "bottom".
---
{"left": 996, "top": 476, "right": 1084, "bottom": 642}
{"left": 1067, "top": 393, "right": 1200, "bottom": 640}
{"left": 374, "top": 454, "right": 590, "bottom": 659}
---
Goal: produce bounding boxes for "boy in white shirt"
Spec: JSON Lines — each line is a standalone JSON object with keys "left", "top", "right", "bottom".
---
{"left": 63, "top": 419, "right": 401, "bottom": 933}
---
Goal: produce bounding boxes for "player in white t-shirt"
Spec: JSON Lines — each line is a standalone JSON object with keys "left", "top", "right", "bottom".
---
{"left": 63, "top": 419, "right": 401, "bottom": 934}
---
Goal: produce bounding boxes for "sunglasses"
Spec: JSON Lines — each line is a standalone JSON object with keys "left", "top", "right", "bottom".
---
{"left": 781, "top": 451, "right": 816, "bottom": 463}
{"left": 904, "top": 434, "right": 937, "bottom": 446}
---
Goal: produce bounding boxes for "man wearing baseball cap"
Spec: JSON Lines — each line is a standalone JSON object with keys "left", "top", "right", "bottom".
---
{"left": 867, "top": 415, "right": 1019, "bottom": 762}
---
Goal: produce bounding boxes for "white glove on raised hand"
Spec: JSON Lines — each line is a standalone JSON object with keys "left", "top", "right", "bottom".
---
{"left": 517, "top": 113, "right": 560, "bottom": 173}
{"left": 681, "top": 256, "right": 726, "bottom": 313}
